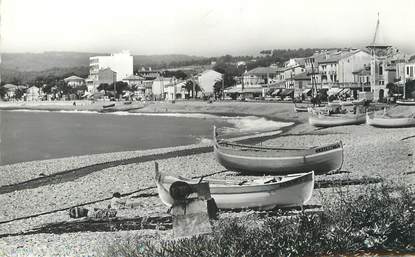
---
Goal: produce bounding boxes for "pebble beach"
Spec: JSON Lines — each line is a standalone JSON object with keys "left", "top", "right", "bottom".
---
{"left": 0, "top": 101, "right": 414, "bottom": 256}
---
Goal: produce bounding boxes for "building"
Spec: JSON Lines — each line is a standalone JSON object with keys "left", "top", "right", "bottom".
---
{"left": 164, "top": 80, "right": 187, "bottom": 101}
{"left": 317, "top": 49, "right": 372, "bottom": 86}
{"left": 242, "top": 67, "right": 279, "bottom": 86}
{"left": 196, "top": 69, "right": 223, "bottom": 95}
{"left": 88, "top": 68, "right": 117, "bottom": 93}
{"left": 122, "top": 74, "right": 145, "bottom": 86}
{"left": 88, "top": 50, "right": 133, "bottom": 90}
{"left": 152, "top": 77, "right": 174, "bottom": 100}
{"left": 64, "top": 75, "right": 85, "bottom": 87}
{"left": 25, "top": 86, "right": 40, "bottom": 101}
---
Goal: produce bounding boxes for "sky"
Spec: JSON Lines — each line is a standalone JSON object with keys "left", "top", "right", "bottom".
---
{"left": 1, "top": 0, "right": 415, "bottom": 56}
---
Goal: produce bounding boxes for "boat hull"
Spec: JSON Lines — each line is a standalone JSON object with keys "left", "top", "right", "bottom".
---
{"left": 157, "top": 172, "right": 314, "bottom": 210}
{"left": 366, "top": 113, "right": 415, "bottom": 128}
{"left": 396, "top": 100, "right": 415, "bottom": 106}
{"left": 214, "top": 142, "right": 343, "bottom": 175}
{"left": 212, "top": 172, "right": 314, "bottom": 209}
{"left": 308, "top": 113, "right": 366, "bottom": 127}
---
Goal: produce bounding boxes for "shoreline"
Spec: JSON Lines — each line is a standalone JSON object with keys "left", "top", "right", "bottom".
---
{"left": 0, "top": 101, "right": 414, "bottom": 256}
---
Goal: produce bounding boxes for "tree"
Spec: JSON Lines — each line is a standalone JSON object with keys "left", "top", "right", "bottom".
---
{"left": 14, "top": 88, "right": 26, "bottom": 100}
{"left": 386, "top": 82, "right": 399, "bottom": 96}
{"left": 0, "top": 86, "right": 7, "bottom": 99}
{"left": 97, "top": 83, "right": 112, "bottom": 95}
{"left": 405, "top": 80, "right": 415, "bottom": 98}
{"left": 112, "top": 81, "right": 130, "bottom": 98}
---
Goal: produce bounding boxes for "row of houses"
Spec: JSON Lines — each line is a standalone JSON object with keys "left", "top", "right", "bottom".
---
{"left": 225, "top": 16, "right": 415, "bottom": 102}
{"left": 226, "top": 47, "right": 415, "bottom": 101}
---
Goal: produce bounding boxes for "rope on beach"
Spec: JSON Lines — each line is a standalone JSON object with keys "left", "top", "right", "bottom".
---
{"left": 0, "top": 169, "right": 230, "bottom": 225}
{"left": 401, "top": 135, "right": 415, "bottom": 141}
{"left": 0, "top": 186, "right": 156, "bottom": 225}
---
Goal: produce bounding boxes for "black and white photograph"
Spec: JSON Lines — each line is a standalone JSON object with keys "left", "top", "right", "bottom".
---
{"left": 0, "top": 0, "right": 414, "bottom": 256}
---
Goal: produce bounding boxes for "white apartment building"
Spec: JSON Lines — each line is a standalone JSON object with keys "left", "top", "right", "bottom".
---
{"left": 89, "top": 50, "right": 133, "bottom": 83}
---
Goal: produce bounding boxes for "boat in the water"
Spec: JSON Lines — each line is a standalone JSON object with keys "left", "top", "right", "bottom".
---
{"left": 155, "top": 167, "right": 314, "bottom": 210}
{"left": 213, "top": 126, "right": 343, "bottom": 175}
{"left": 396, "top": 99, "right": 415, "bottom": 106}
{"left": 366, "top": 112, "right": 415, "bottom": 128}
{"left": 308, "top": 112, "right": 366, "bottom": 127}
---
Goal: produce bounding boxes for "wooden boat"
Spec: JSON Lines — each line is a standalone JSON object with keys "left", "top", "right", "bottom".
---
{"left": 308, "top": 112, "right": 366, "bottom": 127}
{"left": 102, "top": 103, "right": 116, "bottom": 108}
{"left": 396, "top": 99, "right": 415, "bottom": 106}
{"left": 213, "top": 126, "right": 343, "bottom": 175}
{"left": 366, "top": 112, "right": 415, "bottom": 128}
{"left": 155, "top": 168, "right": 314, "bottom": 210}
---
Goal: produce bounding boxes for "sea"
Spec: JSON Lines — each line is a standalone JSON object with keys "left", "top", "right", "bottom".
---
{"left": 0, "top": 110, "right": 292, "bottom": 166}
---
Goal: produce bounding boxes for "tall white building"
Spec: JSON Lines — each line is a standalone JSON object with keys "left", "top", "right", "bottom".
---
{"left": 89, "top": 50, "right": 133, "bottom": 83}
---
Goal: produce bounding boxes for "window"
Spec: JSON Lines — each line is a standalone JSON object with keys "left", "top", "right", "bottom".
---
{"left": 379, "top": 80, "right": 384, "bottom": 85}
{"left": 379, "top": 66, "right": 383, "bottom": 76}
{"left": 411, "top": 66, "right": 414, "bottom": 77}
{"left": 407, "top": 66, "right": 410, "bottom": 75}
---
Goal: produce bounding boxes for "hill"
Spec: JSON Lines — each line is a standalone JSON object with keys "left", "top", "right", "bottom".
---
{"left": 0, "top": 52, "right": 207, "bottom": 72}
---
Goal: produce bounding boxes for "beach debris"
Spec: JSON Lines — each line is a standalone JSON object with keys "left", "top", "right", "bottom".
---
{"left": 110, "top": 192, "right": 126, "bottom": 209}
{"left": 69, "top": 207, "right": 89, "bottom": 219}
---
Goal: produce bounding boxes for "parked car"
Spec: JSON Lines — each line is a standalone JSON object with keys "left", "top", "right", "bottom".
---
{"left": 284, "top": 96, "right": 293, "bottom": 102}
{"left": 237, "top": 96, "right": 246, "bottom": 101}
{"left": 274, "top": 96, "right": 282, "bottom": 101}
{"left": 264, "top": 96, "right": 275, "bottom": 101}
{"left": 224, "top": 96, "right": 233, "bottom": 100}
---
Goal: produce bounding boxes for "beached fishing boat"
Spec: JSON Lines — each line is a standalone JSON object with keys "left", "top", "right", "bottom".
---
{"left": 155, "top": 168, "right": 314, "bottom": 210}
{"left": 103, "top": 103, "right": 116, "bottom": 108}
{"left": 213, "top": 126, "right": 343, "bottom": 175}
{"left": 308, "top": 112, "right": 366, "bottom": 127}
{"left": 396, "top": 99, "right": 415, "bottom": 106}
{"left": 366, "top": 112, "right": 415, "bottom": 128}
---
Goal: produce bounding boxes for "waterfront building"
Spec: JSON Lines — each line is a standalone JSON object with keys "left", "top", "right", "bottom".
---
{"left": 88, "top": 50, "right": 133, "bottom": 91}
{"left": 152, "top": 76, "right": 174, "bottom": 100}
{"left": 164, "top": 80, "right": 187, "bottom": 101}
{"left": 195, "top": 69, "right": 223, "bottom": 95}
{"left": 25, "top": 86, "right": 40, "bottom": 101}
{"left": 64, "top": 75, "right": 85, "bottom": 87}
{"left": 122, "top": 74, "right": 145, "bottom": 86}
{"left": 242, "top": 67, "right": 279, "bottom": 86}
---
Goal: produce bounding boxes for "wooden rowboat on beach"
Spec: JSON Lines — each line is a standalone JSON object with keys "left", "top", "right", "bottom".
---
{"left": 155, "top": 168, "right": 314, "bottom": 210}
{"left": 366, "top": 112, "right": 415, "bottom": 128}
{"left": 213, "top": 126, "right": 343, "bottom": 175}
{"left": 308, "top": 113, "right": 366, "bottom": 128}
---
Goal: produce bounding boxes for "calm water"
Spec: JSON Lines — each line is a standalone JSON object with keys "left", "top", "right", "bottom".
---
{"left": 0, "top": 110, "right": 235, "bottom": 166}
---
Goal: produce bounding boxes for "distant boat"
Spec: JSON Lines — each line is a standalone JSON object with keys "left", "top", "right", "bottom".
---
{"left": 396, "top": 99, "right": 415, "bottom": 106}
{"left": 309, "top": 112, "right": 366, "bottom": 128}
{"left": 294, "top": 103, "right": 312, "bottom": 112}
{"left": 366, "top": 112, "right": 415, "bottom": 128}
{"left": 155, "top": 168, "right": 314, "bottom": 210}
{"left": 102, "top": 103, "right": 116, "bottom": 108}
{"left": 213, "top": 126, "right": 343, "bottom": 175}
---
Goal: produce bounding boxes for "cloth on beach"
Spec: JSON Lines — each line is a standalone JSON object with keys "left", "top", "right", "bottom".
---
{"left": 88, "top": 208, "right": 117, "bottom": 219}
{"left": 69, "top": 207, "right": 89, "bottom": 218}
{"left": 110, "top": 197, "right": 127, "bottom": 209}
{"left": 172, "top": 199, "right": 212, "bottom": 238}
